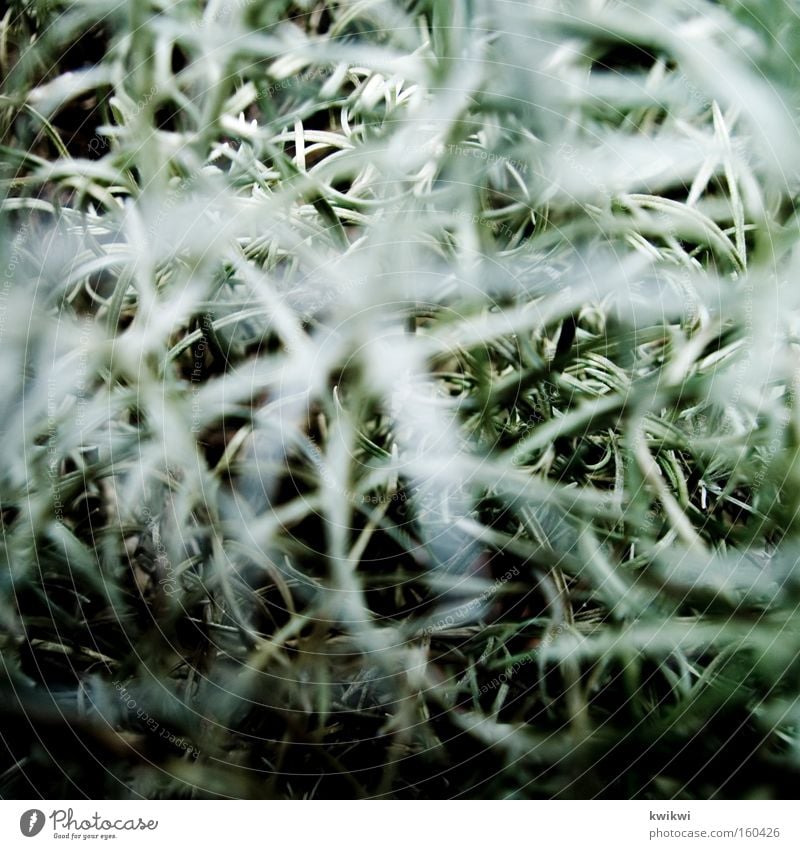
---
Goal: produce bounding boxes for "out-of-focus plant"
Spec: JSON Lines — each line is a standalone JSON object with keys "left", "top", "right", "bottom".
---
{"left": 0, "top": 0, "right": 799, "bottom": 798}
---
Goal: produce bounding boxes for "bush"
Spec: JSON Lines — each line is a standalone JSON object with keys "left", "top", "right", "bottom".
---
{"left": 1, "top": 0, "right": 800, "bottom": 799}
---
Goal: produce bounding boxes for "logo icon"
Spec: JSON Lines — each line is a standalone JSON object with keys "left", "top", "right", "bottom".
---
{"left": 20, "top": 810, "right": 45, "bottom": 837}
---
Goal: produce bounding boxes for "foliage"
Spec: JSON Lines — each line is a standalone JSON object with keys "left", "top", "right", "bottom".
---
{"left": 1, "top": 0, "right": 800, "bottom": 798}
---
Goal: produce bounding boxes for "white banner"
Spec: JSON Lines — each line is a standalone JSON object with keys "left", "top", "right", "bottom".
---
{"left": 0, "top": 800, "right": 796, "bottom": 849}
